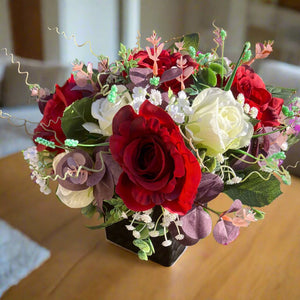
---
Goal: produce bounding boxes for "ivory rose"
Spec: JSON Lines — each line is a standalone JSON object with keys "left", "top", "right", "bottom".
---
{"left": 56, "top": 185, "right": 94, "bottom": 208}
{"left": 185, "top": 88, "right": 253, "bottom": 156}
{"left": 83, "top": 85, "right": 132, "bottom": 136}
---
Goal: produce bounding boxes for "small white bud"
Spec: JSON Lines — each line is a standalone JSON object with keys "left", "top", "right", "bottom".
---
{"left": 162, "top": 240, "right": 172, "bottom": 247}
{"left": 132, "top": 230, "right": 141, "bottom": 239}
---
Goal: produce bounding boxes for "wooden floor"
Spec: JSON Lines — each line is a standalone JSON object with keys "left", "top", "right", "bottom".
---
{"left": 0, "top": 152, "right": 299, "bottom": 300}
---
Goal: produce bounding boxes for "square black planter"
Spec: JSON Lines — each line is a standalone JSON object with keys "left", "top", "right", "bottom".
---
{"left": 105, "top": 215, "right": 187, "bottom": 267}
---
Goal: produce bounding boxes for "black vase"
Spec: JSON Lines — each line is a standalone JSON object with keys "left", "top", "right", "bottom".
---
{"left": 105, "top": 209, "right": 187, "bottom": 267}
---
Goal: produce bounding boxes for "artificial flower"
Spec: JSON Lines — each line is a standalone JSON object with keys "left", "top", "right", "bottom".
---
{"left": 110, "top": 100, "right": 201, "bottom": 215}
{"left": 185, "top": 87, "right": 253, "bottom": 156}
{"left": 53, "top": 148, "right": 121, "bottom": 209}
{"left": 83, "top": 85, "right": 132, "bottom": 136}
{"left": 33, "top": 75, "right": 88, "bottom": 152}
{"left": 56, "top": 185, "right": 94, "bottom": 208}
{"left": 231, "top": 65, "right": 284, "bottom": 129}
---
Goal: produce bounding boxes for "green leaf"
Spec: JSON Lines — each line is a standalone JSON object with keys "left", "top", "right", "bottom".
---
{"left": 133, "top": 239, "right": 151, "bottom": 253}
{"left": 81, "top": 203, "right": 97, "bottom": 219}
{"left": 61, "top": 97, "right": 99, "bottom": 143}
{"left": 138, "top": 250, "right": 148, "bottom": 261}
{"left": 224, "top": 169, "right": 282, "bottom": 207}
{"left": 266, "top": 85, "right": 296, "bottom": 102}
{"left": 205, "top": 157, "right": 217, "bottom": 172}
{"left": 147, "top": 238, "right": 155, "bottom": 254}
{"left": 198, "top": 68, "right": 217, "bottom": 87}
{"left": 209, "top": 63, "right": 227, "bottom": 75}
{"left": 87, "top": 212, "right": 122, "bottom": 230}
{"left": 136, "top": 224, "right": 149, "bottom": 239}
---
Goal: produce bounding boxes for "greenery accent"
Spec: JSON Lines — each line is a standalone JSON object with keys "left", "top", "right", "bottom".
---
{"left": 81, "top": 203, "right": 97, "bottom": 218}
{"left": 266, "top": 85, "right": 296, "bottom": 101}
{"left": 134, "top": 237, "right": 155, "bottom": 261}
{"left": 224, "top": 43, "right": 248, "bottom": 91}
{"left": 251, "top": 208, "right": 265, "bottom": 220}
{"left": 209, "top": 62, "right": 227, "bottom": 75}
{"left": 61, "top": 97, "right": 99, "bottom": 143}
{"left": 200, "top": 68, "right": 217, "bottom": 87}
{"left": 87, "top": 198, "right": 131, "bottom": 229}
{"left": 224, "top": 168, "right": 282, "bottom": 207}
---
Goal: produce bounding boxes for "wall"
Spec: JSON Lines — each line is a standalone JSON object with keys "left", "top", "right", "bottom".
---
{"left": 139, "top": 0, "right": 247, "bottom": 59}
{"left": 140, "top": 0, "right": 300, "bottom": 65}
{"left": 0, "top": 0, "right": 12, "bottom": 52}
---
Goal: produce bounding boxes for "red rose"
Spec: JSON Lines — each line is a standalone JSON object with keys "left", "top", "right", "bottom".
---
{"left": 110, "top": 100, "right": 201, "bottom": 215}
{"left": 231, "top": 65, "right": 283, "bottom": 129}
{"left": 33, "top": 75, "right": 86, "bottom": 152}
{"left": 133, "top": 50, "right": 198, "bottom": 94}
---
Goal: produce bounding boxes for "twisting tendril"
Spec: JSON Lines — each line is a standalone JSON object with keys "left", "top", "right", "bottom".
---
{"left": 0, "top": 110, "right": 38, "bottom": 136}
{"left": 47, "top": 27, "right": 100, "bottom": 58}
{"left": 0, "top": 48, "right": 40, "bottom": 90}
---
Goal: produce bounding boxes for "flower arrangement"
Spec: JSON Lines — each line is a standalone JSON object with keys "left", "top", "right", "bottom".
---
{"left": 22, "top": 26, "right": 299, "bottom": 263}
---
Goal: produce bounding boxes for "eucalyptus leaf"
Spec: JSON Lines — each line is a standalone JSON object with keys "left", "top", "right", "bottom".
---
{"left": 224, "top": 169, "right": 282, "bottom": 207}
{"left": 61, "top": 97, "right": 99, "bottom": 142}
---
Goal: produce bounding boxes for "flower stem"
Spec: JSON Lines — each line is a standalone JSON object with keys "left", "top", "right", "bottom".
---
{"left": 224, "top": 43, "right": 248, "bottom": 91}
{"left": 198, "top": 204, "right": 221, "bottom": 216}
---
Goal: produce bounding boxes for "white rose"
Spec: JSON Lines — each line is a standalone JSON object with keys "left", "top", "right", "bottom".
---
{"left": 185, "top": 88, "right": 253, "bottom": 156}
{"left": 83, "top": 85, "right": 132, "bottom": 136}
{"left": 53, "top": 152, "right": 94, "bottom": 208}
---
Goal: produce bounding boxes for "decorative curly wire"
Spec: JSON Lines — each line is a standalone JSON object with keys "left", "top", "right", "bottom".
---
{"left": 0, "top": 110, "right": 39, "bottom": 136}
{"left": 0, "top": 48, "right": 39, "bottom": 89}
{"left": 47, "top": 27, "right": 100, "bottom": 58}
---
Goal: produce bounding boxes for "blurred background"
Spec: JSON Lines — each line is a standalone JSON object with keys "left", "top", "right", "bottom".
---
{"left": 1, "top": 0, "right": 300, "bottom": 65}
{"left": 0, "top": 0, "right": 300, "bottom": 158}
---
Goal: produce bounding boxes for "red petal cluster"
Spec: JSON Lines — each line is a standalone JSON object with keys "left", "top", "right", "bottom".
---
{"left": 33, "top": 75, "right": 85, "bottom": 152}
{"left": 110, "top": 100, "right": 201, "bottom": 215}
{"left": 231, "top": 65, "right": 284, "bottom": 129}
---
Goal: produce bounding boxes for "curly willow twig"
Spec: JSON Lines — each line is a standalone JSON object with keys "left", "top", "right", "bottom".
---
{"left": 47, "top": 27, "right": 100, "bottom": 58}
{"left": 0, "top": 48, "right": 39, "bottom": 89}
